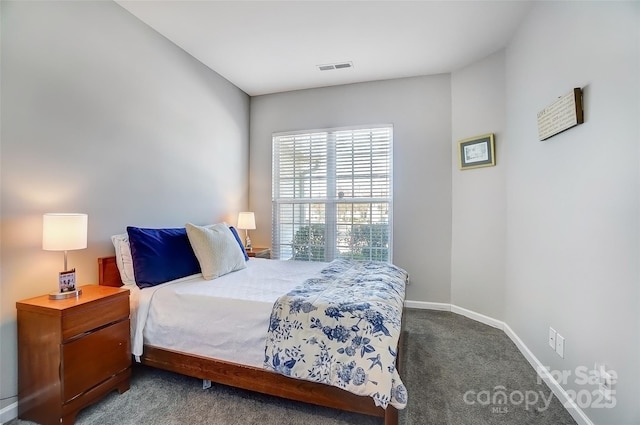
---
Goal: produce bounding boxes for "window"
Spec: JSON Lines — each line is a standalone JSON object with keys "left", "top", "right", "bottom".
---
{"left": 272, "top": 125, "right": 393, "bottom": 262}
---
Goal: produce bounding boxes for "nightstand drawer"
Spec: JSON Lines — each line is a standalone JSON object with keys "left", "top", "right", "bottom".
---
{"left": 61, "top": 293, "right": 129, "bottom": 341}
{"left": 62, "top": 319, "right": 130, "bottom": 402}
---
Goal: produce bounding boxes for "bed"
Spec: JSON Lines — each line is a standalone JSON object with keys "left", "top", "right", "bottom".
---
{"left": 98, "top": 223, "right": 408, "bottom": 425}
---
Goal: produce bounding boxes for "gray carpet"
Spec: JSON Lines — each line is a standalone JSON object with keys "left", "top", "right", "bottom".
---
{"left": 399, "top": 309, "right": 577, "bottom": 425}
{"left": 10, "top": 309, "right": 578, "bottom": 425}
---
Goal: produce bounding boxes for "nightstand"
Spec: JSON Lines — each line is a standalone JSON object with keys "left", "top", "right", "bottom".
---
{"left": 16, "top": 285, "right": 131, "bottom": 425}
{"left": 246, "top": 247, "right": 270, "bottom": 259}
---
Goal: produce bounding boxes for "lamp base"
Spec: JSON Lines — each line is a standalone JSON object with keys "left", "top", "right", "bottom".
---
{"left": 49, "top": 288, "right": 82, "bottom": 300}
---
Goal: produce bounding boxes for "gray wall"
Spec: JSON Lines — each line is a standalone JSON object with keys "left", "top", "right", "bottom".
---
{"left": 504, "top": 2, "right": 639, "bottom": 424}
{"left": 0, "top": 1, "right": 249, "bottom": 410}
{"left": 451, "top": 50, "right": 506, "bottom": 320}
{"left": 249, "top": 76, "right": 452, "bottom": 303}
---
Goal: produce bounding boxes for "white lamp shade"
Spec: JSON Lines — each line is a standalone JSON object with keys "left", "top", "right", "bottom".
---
{"left": 42, "top": 213, "right": 88, "bottom": 251}
{"left": 237, "top": 212, "right": 256, "bottom": 230}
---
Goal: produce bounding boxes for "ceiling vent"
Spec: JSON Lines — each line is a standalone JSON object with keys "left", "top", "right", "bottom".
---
{"left": 317, "top": 61, "right": 353, "bottom": 71}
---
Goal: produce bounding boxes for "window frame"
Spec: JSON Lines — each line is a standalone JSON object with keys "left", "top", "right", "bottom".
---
{"left": 271, "top": 124, "right": 393, "bottom": 262}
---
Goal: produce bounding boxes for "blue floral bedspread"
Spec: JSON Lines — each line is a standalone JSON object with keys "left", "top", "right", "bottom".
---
{"left": 263, "top": 259, "right": 408, "bottom": 409}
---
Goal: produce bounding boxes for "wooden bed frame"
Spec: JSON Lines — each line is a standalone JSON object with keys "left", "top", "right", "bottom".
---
{"left": 98, "top": 256, "right": 402, "bottom": 425}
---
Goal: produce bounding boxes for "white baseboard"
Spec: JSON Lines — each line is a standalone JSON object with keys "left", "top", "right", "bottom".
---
{"left": 404, "top": 300, "right": 450, "bottom": 311}
{"left": 404, "top": 300, "right": 594, "bottom": 425}
{"left": 450, "top": 304, "right": 504, "bottom": 330}
{"left": 0, "top": 401, "right": 17, "bottom": 424}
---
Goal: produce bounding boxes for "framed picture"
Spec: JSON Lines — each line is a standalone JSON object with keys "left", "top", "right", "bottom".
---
{"left": 458, "top": 133, "right": 496, "bottom": 170}
{"left": 59, "top": 269, "right": 77, "bottom": 293}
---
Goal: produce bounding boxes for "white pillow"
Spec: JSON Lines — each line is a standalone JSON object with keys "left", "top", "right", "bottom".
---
{"left": 111, "top": 233, "right": 136, "bottom": 286}
{"left": 185, "top": 222, "right": 247, "bottom": 280}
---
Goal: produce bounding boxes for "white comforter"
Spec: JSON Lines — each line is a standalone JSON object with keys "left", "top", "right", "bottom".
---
{"left": 128, "top": 258, "right": 326, "bottom": 367}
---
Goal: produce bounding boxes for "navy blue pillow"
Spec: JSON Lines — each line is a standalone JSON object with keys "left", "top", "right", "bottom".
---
{"left": 229, "top": 226, "right": 250, "bottom": 261}
{"left": 127, "top": 226, "right": 201, "bottom": 288}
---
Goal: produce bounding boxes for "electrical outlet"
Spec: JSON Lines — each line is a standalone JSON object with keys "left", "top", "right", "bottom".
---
{"left": 555, "top": 334, "right": 565, "bottom": 358}
{"left": 548, "top": 327, "right": 556, "bottom": 349}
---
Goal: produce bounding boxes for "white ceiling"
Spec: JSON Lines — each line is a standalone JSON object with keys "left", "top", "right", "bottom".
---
{"left": 116, "top": 1, "right": 533, "bottom": 96}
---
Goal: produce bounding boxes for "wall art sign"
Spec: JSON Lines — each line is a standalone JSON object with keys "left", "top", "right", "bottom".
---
{"left": 537, "top": 88, "right": 584, "bottom": 141}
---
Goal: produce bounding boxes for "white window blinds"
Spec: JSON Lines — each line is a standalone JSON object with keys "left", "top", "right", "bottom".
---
{"left": 272, "top": 125, "right": 393, "bottom": 262}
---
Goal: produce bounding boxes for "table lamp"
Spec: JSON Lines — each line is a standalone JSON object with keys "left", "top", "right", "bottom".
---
{"left": 42, "top": 213, "right": 88, "bottom": 299}
{"left": 237, "top": 212, "right": 256, "bottom": 252}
